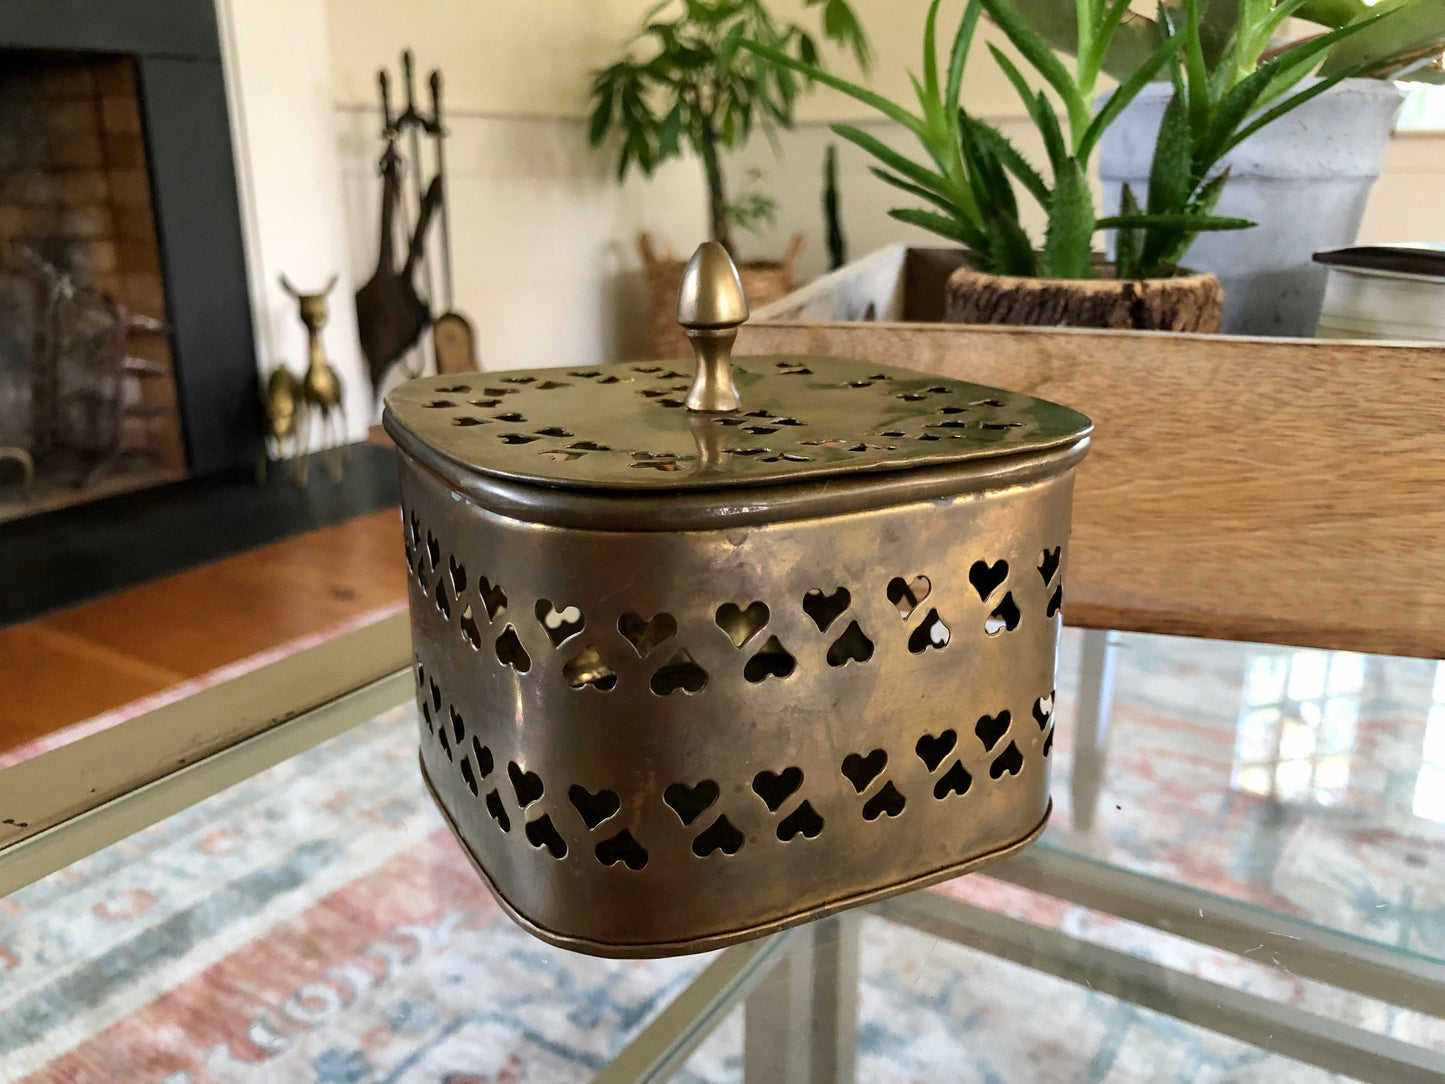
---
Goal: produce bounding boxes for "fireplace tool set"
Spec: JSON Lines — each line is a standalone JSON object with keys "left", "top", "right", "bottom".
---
{"left": 385, "top": 242, "right": 1092, "bottom": 957}
{"left": 356, "top": 49, "right": 474, "bottom": 406}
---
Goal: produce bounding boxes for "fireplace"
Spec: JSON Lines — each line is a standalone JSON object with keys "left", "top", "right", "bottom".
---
{"left": 0, "top": 0, "right": 258, "bottom": 521}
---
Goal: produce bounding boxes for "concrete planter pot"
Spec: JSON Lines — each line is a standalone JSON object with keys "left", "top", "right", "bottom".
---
{"left": 1099, "top": 78, "right": 1404, "bottom": 337}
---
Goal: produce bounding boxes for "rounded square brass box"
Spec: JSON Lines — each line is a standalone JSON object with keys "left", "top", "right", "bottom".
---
{"left": 384, "top": 356, "right": 1091, "bottom": 957}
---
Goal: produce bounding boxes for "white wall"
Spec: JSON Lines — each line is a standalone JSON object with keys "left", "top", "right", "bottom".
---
{"left": 218, "top": 0, "right": 369, "bottom": 442}
{"left": 225, "top": 0, "right": 1445, "bottom": 421}
{"left": 335, "top": 107, "right": 704, "bottom": 377}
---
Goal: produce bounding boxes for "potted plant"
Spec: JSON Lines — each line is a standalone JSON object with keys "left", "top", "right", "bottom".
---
{"left": 745, "top": 0, "right": 1382, "bottom": 331}
{"left": 1021, "top": 0, "right": 1445, "bottom": 336}
{"left": 587, "top": 0, "right": 870, "bottom": 357}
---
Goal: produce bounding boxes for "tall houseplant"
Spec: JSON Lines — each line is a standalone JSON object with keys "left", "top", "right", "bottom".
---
{"left": 588, "top": 0, "right": 869, "bottom": 356}
{"left": 588, "top": 0, "right": 869, "bottom": 255}
{"left": 745, "top": 0, "right": 1380, "bottom": 330}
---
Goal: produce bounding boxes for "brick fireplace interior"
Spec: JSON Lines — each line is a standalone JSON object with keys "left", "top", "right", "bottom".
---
{"left": 0, "top": 48, "right": 186, "bottom": 520}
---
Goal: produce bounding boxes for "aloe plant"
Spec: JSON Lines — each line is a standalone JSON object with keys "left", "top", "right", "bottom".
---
{"left": 1114, "top": 0, "right": 1390, "bottom": 277}
{"left": 744, "top": 0, "right": 1383, "bottom": 280}
{"left": 1010, "top": 0, "right": 1444, "bottom": 84}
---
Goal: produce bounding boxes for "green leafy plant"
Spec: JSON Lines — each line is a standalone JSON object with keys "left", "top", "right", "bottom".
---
{"left": 1114, "top": 0, "right": 1388, "bottom": 277}
{"left": 745, "top": 0, "right": 1382, "bottom": 280}
{"left": 587, "top": 0, "right": 870, "bottom": 255}
{"left": 1007, "top": 0, "right": 1444, "bottom": 84}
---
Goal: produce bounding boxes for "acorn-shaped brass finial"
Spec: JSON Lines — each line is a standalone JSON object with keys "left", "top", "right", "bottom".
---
{"left": 676, "top": 241, "right": 748, "bottom": 412}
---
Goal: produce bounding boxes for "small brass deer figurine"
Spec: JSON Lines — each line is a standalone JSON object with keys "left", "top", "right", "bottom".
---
{"left": 263, "top": 274, "right": 347, "bottom": 484}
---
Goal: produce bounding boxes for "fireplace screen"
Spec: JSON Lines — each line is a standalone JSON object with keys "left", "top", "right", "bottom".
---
{"left": 0, "top": 49, "right": 184, "bottom": 521}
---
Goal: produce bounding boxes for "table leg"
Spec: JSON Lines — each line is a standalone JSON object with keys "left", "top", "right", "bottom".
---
{"left": 743, "top": 913, "right": 860, "bottom": 1084}
{"left": 1071, "top": 628, "right": 1121, "bottom": 834}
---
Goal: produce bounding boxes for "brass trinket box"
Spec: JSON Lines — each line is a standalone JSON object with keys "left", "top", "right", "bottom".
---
{"left": 384, "top": 244, "right": 1091, "bottom": 958}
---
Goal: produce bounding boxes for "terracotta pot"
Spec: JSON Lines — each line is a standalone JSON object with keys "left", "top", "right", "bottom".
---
{"left": 640, "top": 233, "right": 804, "bottom": 359}
{"left": 943, "top": 264, "right": 1223, "bottom": 333}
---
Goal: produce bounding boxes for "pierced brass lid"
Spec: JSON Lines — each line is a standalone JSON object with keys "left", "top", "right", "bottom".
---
{"left": 383, "top": 357, "right": 1091, "bottom": 493}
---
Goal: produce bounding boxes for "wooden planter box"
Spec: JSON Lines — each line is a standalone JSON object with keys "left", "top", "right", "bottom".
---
{"left": 739, "top": 245, "right": 1445, "bottom": 660}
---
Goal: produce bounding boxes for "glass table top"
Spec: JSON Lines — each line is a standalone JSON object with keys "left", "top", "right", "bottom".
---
{"left": 1, "top": 627, "right": 1442, "bottom": 1081}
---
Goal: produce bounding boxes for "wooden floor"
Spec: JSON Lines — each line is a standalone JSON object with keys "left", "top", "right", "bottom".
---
{"left": 0, "top": 509, "right": 408, "bottom": 757}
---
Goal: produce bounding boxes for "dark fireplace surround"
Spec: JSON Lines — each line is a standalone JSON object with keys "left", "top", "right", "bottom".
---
{"left": 1, "top": 0, "right": 258, "bottom": 475}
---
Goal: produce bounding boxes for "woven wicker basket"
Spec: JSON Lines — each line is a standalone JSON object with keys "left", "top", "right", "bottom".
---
{"left": 641, "top": 232, "right": 803, "bottom": 360}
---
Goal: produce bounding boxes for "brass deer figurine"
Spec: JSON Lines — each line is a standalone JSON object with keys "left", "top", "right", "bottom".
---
{"left": 263, "top": 274, "right": 347, "bottom": 484}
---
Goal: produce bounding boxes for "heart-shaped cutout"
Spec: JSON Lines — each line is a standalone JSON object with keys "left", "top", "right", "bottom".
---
{"left": 933, "top": 761, "right": 972, "bottom": 799}
{"left": 989, "top": 741, "right": 1024, "bottom": 779}
{"left": 562, "top": 646, "right": 616, "bottom": 691}
{"left": 1042, "top": 730, "right": 1054, "bottom": 757}
{"left": 471, "top": 737, "right": 493, "bottom": 778}
{"left": 485, "top": 789, "right": 510, "bottom": 832}
{"left": 425, "top": 531, "right": 440, "bottom": 574}
{"left": 826, "top": 621, "right": 874, "bottom": 667}
{"left": 985, "top": 593, "right": 1021, "bottom": 636}
{"left": 459, "top": 606, "right": 481, "bottom": 648}
{"left": 569, "top": 784, "right": 621, "bottom": 829}
{"left": 437, "top": 722, "right": 452, "bottom": 760}
{"left": 618, "top": 611, "right": 677, "bottom": 657}
{"left": 753, "top": 766, "right": 803, "bottom": 812}
{"left": 429, "top": 677, "right": 442, "bottom": 714}
{"left": 479, "top": 576, "right": 507, "bottom": 620}
{"left": 433, "top": 578, "right": 452, "bottom": 620}
{"left": 495, "top": 625, "right": 531, "bottom": 672}
{"left": 460, "top": 754, "right": 480, "bottom": 796}
{"left": 743, "top": 636, "right": 795, "bottom": 683}
{"left": 499, "top": 433, "right": 539, "bottom": 445}
{"left": 915, "top": 730, "right": 957, "bottom": 772}
{"left": 448, "top": 555, "right": 467, "bottom": 594}
{"left": 595, "top": 828, "right": 648, "bottom": 870}
{"left": 841, "top": 749, "right": 887, "bottom": 793}
{"left": 862, "top": 780, "right": 906, "bottom": 821}
{"left": 649, "top": 650, "right": 708, "bottom": 696}
{"left": 716, "top": 601, "right": 769, "bottom": 648}
{"left": 524, "top": 813, "right": 567, "bottom": 858}
{"left": 802, "top": 586, "right": 851, "bottom": 632}
{"left": 908, "top": 609, "right": 951, "bottom": 653}
{"left": 449, "top": 706, "right": 465, "bottom": 744}
{"left": 1033, "top": 691, "right": 1055, "bottom": 729}
{"left": 664, "top": 779, "right": 720, "bottom": 825}
{"left": 535, "top": 426, "right": 572, "bottom": 438}
{"left": 535, "top": 599, "right": 585, "bottom": 646}
{"left": 777, "top": 800, "right": 824, "bottom": 841}
{"left": 692, "top": 814, "right": 744, "bottom": 857}
{"left": 975, "top": 710, "right": 1011, "bottom": 752}
{"left": 508, "top": 761, "right": 544, "bottom": 807}
{"left": 1038, "top": 547, "right": 1061, "bottom": 586}
{"left": 887, "top": 575, "right": 931, "bottom": 619}
{"left": 969, "top": 559, "right": 1009, "bottom": 601}
{"left": 1047, "top": 585, "right": 1063, "bottom": 619}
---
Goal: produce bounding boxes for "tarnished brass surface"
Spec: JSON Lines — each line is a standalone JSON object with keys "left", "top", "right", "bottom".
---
{"left": 390, "top": 238, "right": 1087, "bottom": 955}
{"left": 677, "top": 241, "right": 747, "bottom": 413}
{"left": 384, "top": 357, "right": 1090, "bottom": 493}
{"left": 396, "top": 433, "right": 1079, "bottom": 955}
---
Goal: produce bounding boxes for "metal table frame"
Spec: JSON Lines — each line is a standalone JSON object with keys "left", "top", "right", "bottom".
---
{"left": 2, "top": 622, "right": 1442, "bottom": 1081}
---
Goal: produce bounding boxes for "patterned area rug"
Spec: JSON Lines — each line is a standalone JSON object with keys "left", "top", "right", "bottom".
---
{"left": 2, "top": 629, "right": 1442, "bottom": 1081}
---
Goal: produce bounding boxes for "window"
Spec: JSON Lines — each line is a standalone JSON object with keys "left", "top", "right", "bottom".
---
{"left": 1411, "top": 663, "right": 1445, "bottom": 822}
{"left": 1232, "top": 649, "right": 1365, "bottom": 806}
{"left": 1397, "top": 83, "right": 1445, "bottom": 132}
